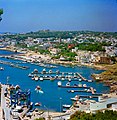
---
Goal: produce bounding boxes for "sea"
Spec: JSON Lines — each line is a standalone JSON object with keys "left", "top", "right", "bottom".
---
{"left": 0, "top": 50, "right": 110, "bottom": 112}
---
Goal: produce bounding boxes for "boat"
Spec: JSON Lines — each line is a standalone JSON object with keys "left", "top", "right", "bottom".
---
{"left": 88, "top": 80, "right": 93, "bottom": 82}
{"left": 79, "top": 79, "right": 82, "bottom": 82}
{"left": 68, "top": 78, "right": 71, "bottom": 82}
{"left": 40, "top": 77, "right": 43, "bottom": 81}
{"left": 56, "top": 70, "right": 60, "bottom": 74}
{"left": 35, "top": 86, "right": 44, "bottom": 94}
{"left": 61, "top": 78, "right": 65, "bottom": 81}
{"left": 83, "top": 84, "right": 87, "bottom": 87}
{"left": 34, "top": 69, "right": 38, "bottom": 73}
{"left": 71, "top": 95, "right": 79, "bottom": 101}
{"left": 34, "top": 76, "right": 39, "bottom": 81}
{"left": 28, "top": 73, "right": 32, "bottom": 77}
{"left": 62, "top": 104, "right": 71, "bottom": 108}
{"left": 78, "top": 83, "right": 82, "bottom": 87}
{"left": 42, "top": 68, "right": 46, "bottom": 74}
{"left": 0, "top": 67, "right": 4, "bottom": 71}
{"left": 62, "top": 108, "right": 67, "bottom": 112}
{"left": 57, "top": 81, "right": 62, "bottom": 86}
{"left": 35, "top": 86, "right": 41, "bottom": 91}
{"left": 35, "top": 102, "right": 41, "bottom": 106}
{"left": 38, "top": 90, "right": 44, "bottom": 94}
{"left": 49, "top": 70, "right": 52, "bottom": 74}
{"left": 15, "top": 85, "right": 20, "bottom": 89}
{"left": 66, "top": 82, "right": 70, "bottom": 86}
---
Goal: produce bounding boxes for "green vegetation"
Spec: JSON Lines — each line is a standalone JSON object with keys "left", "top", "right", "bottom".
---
{"left": 0, "top": 9, "right": 3, "bottom": 15}
{"left": 69, "top": 110, "right": 117, "bottom": 120}
{"left": 77, "top": 43, "right": 105, "bottom": 52}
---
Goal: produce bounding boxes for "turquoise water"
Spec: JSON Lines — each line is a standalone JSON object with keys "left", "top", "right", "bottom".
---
{"left": 0, "top": 50, "right": 109, "bottom": 112}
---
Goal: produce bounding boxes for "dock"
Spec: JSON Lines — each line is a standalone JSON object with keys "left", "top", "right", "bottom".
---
{"left": 58, "top": 85, "right": 90, "bottom": 89}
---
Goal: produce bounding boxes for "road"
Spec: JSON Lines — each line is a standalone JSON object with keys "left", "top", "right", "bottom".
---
{"left": 1, "top": 84, "right": 12, "bottom": 120}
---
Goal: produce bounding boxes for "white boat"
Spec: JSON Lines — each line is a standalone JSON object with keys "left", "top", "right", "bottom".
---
{"left": 0, "top": 67, "right": 4, "bottom": 71}
{"left": 38, "top": 90, "right": 44, "bottom": 94}
{"left": 40, "top": 77, "right": 43, "bottom": 81}
{"left": 35, "top": 102, "right": 41, "bottom": 106}
{"left": 62, "top": 104, "right": 71, "bottom": 108}
{"left": 35, "top": 86, "right": 41, "bottom": 91}
{"left": 42, "top": 68, "right": 46, "bottom": 73}
{"left": 88, "top": 80, "right": 93, "bottom": 82}
{"left": 66, "top": 82, "right": 70, "bottom": 86}
{"left": 71, "top": 90, "right": 74, "bottom": 93}
{"left": 71, "top": 95, "right": 79, "bottom": 101}
{"left": 68, "top": 78, "right": 71, "bottom": 82}
{"left": 61, "top": 78, "right": 65, "bottom": 81}
{"left": 34, "top": 76, "right": 39, "bottom": 81}
{"left": 28, "top": 73, "right": 32, "bottom": 77}
{"left": 78, "top": 83, "right": 82, "bottom": 87}
{"left": 34, "top": 69, "right": 38, "bottom": 73}
{"left": 83, "top": 84, "right": 87, "bottom": 87}
{"left": 79, "top": 79, "right": 82, "bottom": 82}
{"left": 35, "top": 86, "right": 44, "bottom": 94}
{"left": 49, "top": 70, "right": 52, "bottom": 74}
{"left": 58, "top": 81, "right": 62, "bottom": 86}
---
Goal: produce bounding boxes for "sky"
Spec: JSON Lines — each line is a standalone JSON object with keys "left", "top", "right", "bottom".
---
{"left": 0, "top": 0, "right": 117, "bottom": 33}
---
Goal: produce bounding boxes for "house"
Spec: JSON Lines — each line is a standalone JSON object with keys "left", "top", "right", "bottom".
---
{"left": 90, "top": 97, "right": 117, "bottom": 112}
{"left": 49, "top": 48, "right": 61, "bottom": 55}
{"left": 98, "top": 56, "right": 111, "bottom": 64}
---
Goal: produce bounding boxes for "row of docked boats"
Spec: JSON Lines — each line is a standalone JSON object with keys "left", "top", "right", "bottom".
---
{"left": 57, "top": 81, "right": 90, "bottom": 88}
{"left": 0, "top": 60, "right": 29, "bottom": 70}
{"left": 29, "top": 68, "right": 93, "bottom": 83}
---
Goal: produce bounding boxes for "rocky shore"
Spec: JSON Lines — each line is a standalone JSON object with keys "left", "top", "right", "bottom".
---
{"left": 92, "top": 63, "right": 117, "bottom": 93}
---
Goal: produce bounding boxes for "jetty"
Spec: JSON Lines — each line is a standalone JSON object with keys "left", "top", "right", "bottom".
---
{"left": 0, "top": 60, "right": 29, "bottom": 70}
{"left": 58, "top": 85, "right": 90, "bottom": 89}
{"left": 77, "top": 73, "right": 87, "bottom": 81}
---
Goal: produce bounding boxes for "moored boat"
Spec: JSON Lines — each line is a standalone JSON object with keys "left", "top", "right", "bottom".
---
{"left": 57, "top": 81, "right": 62, "bottom": 86}
{"left": 62, "top": 104, "right": 71, "bottom": 108}
{"left": 35, "top": 102, "right": 41, "bottom": 106}
{"left": 66, "top": 82, "right": 70, "bottom": 86}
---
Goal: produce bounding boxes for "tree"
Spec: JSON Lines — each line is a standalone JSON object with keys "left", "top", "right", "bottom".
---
{"left": 69, "top": 110, "right": 117, "bottom": 120}
{"left": 0, "top": 9, "right": 3, "bottom": 21}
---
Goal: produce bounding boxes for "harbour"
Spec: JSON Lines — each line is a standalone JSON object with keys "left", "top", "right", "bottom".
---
{"left": 0, "top": 50, "right": 110, "bottom": 112}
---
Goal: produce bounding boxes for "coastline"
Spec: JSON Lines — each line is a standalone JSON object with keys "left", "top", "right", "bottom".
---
{"left": 0, "top": 47, "right": 115, "bottom": 92}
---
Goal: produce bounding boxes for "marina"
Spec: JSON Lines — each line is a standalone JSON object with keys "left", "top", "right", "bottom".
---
{"left": 0, "top": 50, "right": 110, "bottom": 112}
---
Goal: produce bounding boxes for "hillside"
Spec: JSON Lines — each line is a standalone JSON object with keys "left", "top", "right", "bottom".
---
{"left": 92, "top": 63, "right": 117, "bottom": 92}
